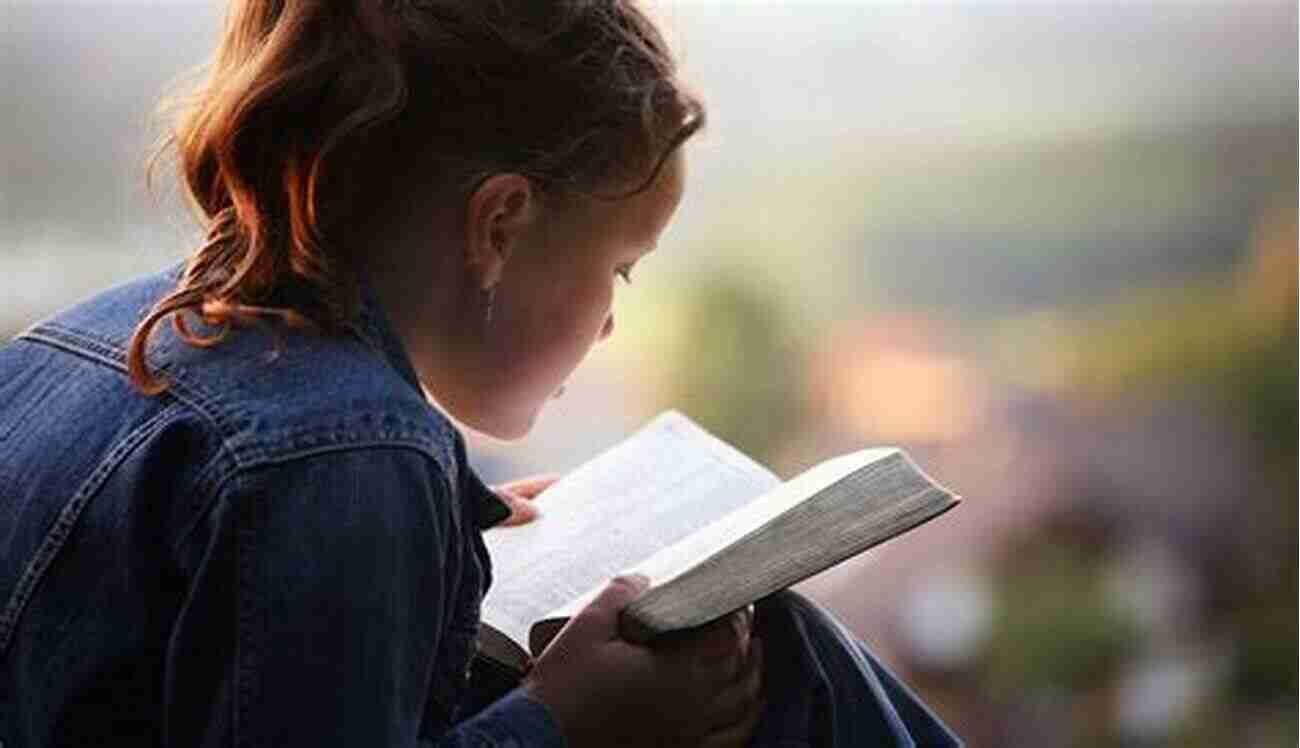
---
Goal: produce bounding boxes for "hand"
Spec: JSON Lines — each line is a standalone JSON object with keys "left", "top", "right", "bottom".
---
{"left": 654, "top": 604, "right": 764, "bottom": 748}
{"left": 491, "top": 473, "right": 559, "bottom": 526}
{"left": 523, "top": 576, "right": 765, "bottom": 748}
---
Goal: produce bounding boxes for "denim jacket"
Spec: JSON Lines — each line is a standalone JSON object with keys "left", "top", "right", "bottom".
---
{"left": 0, "top": 264, "right": 566, "bottom": 747}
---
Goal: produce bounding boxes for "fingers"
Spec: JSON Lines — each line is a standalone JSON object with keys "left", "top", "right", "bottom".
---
{"left": 646, "top": 615, "right": 765, "bottom": 747}
{"left": 729, "top": 605, "right": 754, "bottom": 657}
{"left": 573, "top": 574, "right": 651, "bottom": 633}
{"left": 494, "top": 489, "right": 541, "bottom": 526}
{"left": 666, "top": 630, "right": 763, "bottom": 740}
{"left": 701, "top": 636, "right": 764, "bottom": 733}
{"left": 496, "top": 473, "right": 561, "bottom": 498}
{"left": 696, "top": 691, "right": 765, "bottom": 748}
{"left": 693, "top": 638, "right": 765, "bottom": 748}
{"left": 492, "top": 474, "right": 561, "bottom": 526}
{"left": 660, "top": 606, "right": 754, "bottom": 666}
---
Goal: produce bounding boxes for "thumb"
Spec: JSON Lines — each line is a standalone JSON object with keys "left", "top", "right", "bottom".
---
{"left": 572, "top": 574, "right": 650, "bottom": 633}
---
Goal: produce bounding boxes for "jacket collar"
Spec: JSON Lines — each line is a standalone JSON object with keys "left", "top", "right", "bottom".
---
{"left": 350, "top": 270, "right": 512, "bottom": 530}
{"left": 350, "top": 270, "right": 425, "bottom": 396}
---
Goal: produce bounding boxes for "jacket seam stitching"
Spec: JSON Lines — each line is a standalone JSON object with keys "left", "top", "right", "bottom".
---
{"left": 22, "top": 325, "right": 454, "bottom": 473}
{"left": 223, "top": 447, "right": 459, "bottom": 745}
{"left": 20, "top": 330, "right": 460, "bottom": 557}
{"left": 169, "top": 447, "right": 240, "bottom": 557}
{"left": 20, "top": 326, "right": 250, "bottom": 469}
{"left": 0, "top": 402, "right": 184, "bottom": 660}
{"left": 205, "top": 440, "right": 457, "bottom": 502}
{"left": 19, "top": 327, "right": 129, "bottom": 373}
{"left": 178, "top": 441, "right": 455, "bottom": 562}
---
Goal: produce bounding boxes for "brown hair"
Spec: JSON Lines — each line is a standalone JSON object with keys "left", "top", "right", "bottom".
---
{"left": 129, "top": 0, "right": 705, "bottom": 393}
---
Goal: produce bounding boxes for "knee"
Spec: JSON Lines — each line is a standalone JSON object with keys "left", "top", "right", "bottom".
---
{"left": 757, "top": 590, "right": 854, "bottom": 641}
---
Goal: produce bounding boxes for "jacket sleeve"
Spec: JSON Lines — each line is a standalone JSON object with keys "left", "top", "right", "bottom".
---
{"left": 164, "top": 446, "right": 566, "bottom": 747}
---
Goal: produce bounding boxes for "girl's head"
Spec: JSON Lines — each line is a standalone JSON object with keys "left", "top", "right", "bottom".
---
{"left": 130, "top": 0, "right": 703, "bottom": 438}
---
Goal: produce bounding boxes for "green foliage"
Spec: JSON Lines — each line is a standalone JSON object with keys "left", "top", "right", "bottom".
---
{"left": 984, "top": 543, "right": 1144, "bottom": 696}
{"left": 1231, "top": 322, "right": 1299, "bottom": 464}
{"left": 661, "top": 271, "right": 804, "bottom": 465}
{"left": 1229, "top": 608, "right": 1299, "bottom": 709}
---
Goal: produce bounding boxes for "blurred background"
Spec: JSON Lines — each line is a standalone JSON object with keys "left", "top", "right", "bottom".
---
{"left": 4, "top": 1, "right": 1295, "bottom": 744}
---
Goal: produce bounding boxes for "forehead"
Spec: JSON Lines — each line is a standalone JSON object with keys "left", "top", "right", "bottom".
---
{"left": 600, "top": 150, "right": 686, "bottom": 246}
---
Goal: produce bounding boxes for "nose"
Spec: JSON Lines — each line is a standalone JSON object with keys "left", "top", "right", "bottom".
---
{"left": 598, "top": 313, "right": 614, "bottom": 342}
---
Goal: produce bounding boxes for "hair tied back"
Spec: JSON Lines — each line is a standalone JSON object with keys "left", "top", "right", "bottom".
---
{"left": 129, "top": 0, "right": 705, "bottom": 394}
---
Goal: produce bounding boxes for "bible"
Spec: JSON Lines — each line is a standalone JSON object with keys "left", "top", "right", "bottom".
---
{"left": 477, "top": 410, "right": 960, "bottom": 674}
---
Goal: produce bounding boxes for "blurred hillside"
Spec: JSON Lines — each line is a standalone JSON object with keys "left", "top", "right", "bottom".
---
{"left": 4, "top": 1, "right": 1295, "bottom": 332}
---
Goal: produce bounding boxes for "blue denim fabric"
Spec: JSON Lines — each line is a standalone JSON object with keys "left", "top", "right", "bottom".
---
{"left": 0, "top": 264, "right": 560, "bottom": 746}
{"left": 749, "top": 591, "right": 963, "bottom": 747}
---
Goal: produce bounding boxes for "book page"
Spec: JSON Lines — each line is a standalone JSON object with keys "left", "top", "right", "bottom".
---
{"left": 480, "top": 411, "right": 780, "bottom": 649}
{"left": 544, "top": 448, "right": 899, "bottom": 622}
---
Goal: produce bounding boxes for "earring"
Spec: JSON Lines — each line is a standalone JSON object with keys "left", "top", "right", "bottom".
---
{"left": 482, "top": 284, "right": 497, "bottom": 325}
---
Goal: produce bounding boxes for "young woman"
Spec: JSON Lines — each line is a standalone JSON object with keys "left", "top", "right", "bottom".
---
{"left": 0, "top": 1, "right": 961, "bottom": 746}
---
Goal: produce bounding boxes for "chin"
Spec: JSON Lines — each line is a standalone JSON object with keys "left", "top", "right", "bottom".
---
{"left": 488, "top": 417, "right": 535, "bottom": 442}
{"left": 466, "top": 402, "right": 541, "bottom": 443}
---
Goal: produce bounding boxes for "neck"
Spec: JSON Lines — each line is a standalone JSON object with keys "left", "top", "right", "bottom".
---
{"left": 345, "top": 203, "right": 528, "bottom": 441}
{"left": 352, "top": 212, "right": 477, "bottom": 398}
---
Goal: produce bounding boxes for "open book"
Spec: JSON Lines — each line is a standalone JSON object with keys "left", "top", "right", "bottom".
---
{"left": 477, "top": 410, "right": 960, "bottom": 674}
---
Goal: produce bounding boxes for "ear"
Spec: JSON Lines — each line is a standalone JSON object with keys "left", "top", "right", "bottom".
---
{"left": 464, "top": 173, "right": 536, "bottom": 290}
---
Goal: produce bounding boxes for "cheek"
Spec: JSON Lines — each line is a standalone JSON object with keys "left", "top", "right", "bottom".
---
{"left": 553, "top": 279, "right": 612, "bottom": 355}
{"left": 508, "top": 278, "right": 611, "bottom": 373}
{"left": 584, "top": 278, "right": 615, "bottom": 326}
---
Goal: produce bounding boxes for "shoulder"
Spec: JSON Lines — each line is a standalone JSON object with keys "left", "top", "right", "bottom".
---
{"left": 217, "top": 445, "right": 461, "bottom": 542}
{"left": 24, "top": 263, "right": 463, "bottom": 484}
